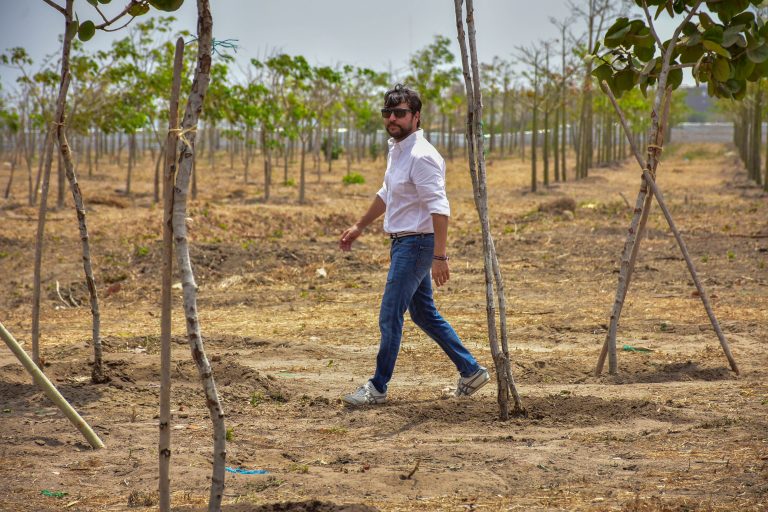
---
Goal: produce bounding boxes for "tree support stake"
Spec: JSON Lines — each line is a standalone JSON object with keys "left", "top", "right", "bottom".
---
{"left": 0, "top": 321, "right": 105, "bottom": 449}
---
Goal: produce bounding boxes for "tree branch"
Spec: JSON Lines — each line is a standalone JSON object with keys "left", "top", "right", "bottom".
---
{"left": 41, "top": 0, "right": 66, "bottom": 16}
{"left": 600, "top": 80, "right": 647, "bottom": 169}
{"left": 94, "top": 1, "right": 138, "bottom": 30}
{"left": 641, "top": 0, "right": 664, "bottom": 48}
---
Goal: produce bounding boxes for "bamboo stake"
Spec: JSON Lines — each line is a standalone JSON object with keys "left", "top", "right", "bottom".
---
{"left": 159, "top": 37, "right": 184, "bottom": 512}
{"left": 0, "top": 321, "right": 104, "bottom": 449}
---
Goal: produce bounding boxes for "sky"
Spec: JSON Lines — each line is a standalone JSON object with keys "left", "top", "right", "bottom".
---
{"left": 0, "top": 0, "right": 681, "bottom": 92}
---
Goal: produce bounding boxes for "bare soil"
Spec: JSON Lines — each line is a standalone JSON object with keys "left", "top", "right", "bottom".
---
{"left": 0, "top": 142, "right": 766, "bottom": 511}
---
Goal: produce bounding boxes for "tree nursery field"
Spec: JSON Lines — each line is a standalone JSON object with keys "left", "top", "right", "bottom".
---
{"left": 0, "top": 142, "right": 766, "bottom": 512}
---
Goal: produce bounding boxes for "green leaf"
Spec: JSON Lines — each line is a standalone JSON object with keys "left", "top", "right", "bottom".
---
{"left": 712, "top": 57, "right": 731, "bottom": 81}
{"left": 667, "top": 67, "right": 683, "bottom": 89}
{"left": 65, "top": 19, "right": 79, "bottom": 41}
{"left": 747, "top": 44, "right": 768, "bottom": 63}
{"left": 733, "top": 56, "right": 755, "bottom": 80}
{"left": 723, "top": 26, "right": 745, "bottom": 48}
{"left": 681, "top": 21, "right": 698, "bottom": 36}
{"left": 685, "top": 33, "right": 703, "bottom": 47}
{"left": 680, "top": 43, "right": 705, "bottom": 64}
{"left": 148, "top": 0, "right": 184, "bottom": 12}
{"left": 747, "top": 58, "right": 768, "bottom": 81}
{"left": 699, "top": 13, "right": 715, "bottom": 30}
{"left": 730, "top": 12, "right": 756, "bottom": 27}
{"left": 703, "top": 40, "right": 731, "bottom": 58}
{"left": 591, "top": 63, "right": 614, "bottom": 82}
{"left": 77, "top": 20, "right": 95, "bottom": 42}
{"left": 726, "top": 78, "right": 744, "bottom": 93}
{"left": 605, "top": 25, "right": 632, "bottom": 48}
{"left": 635, "top": 45, "right": 656, "bottom": 61}
{"left": 128, "top": 3, "right": 150, "bottom": 16}
{"left": 605, "top": 17, "right": 630, "bottom": 39}
{"left": 97, "top": 0, "right": 111, "bottom": 3}
{"left": 640, "top": 57, "right": 657, "bottom": 77}
{"left": 702, "top": 26, "right": 724, "bottom": 44}
{"left": 614, "top": 68, "right": 637, "bottom": 97}
{"left": 86, "top": 0, "right": 98, "bottom": 6}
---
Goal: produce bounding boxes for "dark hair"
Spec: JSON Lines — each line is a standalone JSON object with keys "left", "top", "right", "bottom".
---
{"left": 384, "top": 83, "right": 421, "bottom": 128}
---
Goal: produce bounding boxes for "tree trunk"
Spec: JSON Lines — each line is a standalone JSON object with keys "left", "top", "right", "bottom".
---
{"left": 531, "top": 98, "right": 538, "bottom": 192}
{"left": 57, "top": 127, "right": 106, "bottom": 383}
{"left": 170, "top": 3, "right": 225, "bottom": 510}
{"left": 57, "top": 148, "right": 65, "bottom": 209}
{"left": 32, "top": 1, "right": 76, "bottom": 367}
{"left": 4, "top": 159, "right": 15, "bottom": 199}
{"left": 125, "top": 133, "right": 134, "bottom": 195}
{"left": 751, "top": 86, "right": 762, "bottom": 184}
{"left": 154, "top": 141, "right": 165, "bottom": 204}
{"left": 543, "top": 106, "right": 549, "bottom": 186}
{"left": 454, "top": 0, "right": 523, "bottom": 420}
{"left": 262, "top": 129, "right": 271, "bottom": 201}
{"left": 299, "top": 136, "right": 307, "bottom": 204}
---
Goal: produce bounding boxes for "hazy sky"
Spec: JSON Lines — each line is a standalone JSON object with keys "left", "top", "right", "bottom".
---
{"left": 0, "top": 1, "right": 680, "bottom": 91}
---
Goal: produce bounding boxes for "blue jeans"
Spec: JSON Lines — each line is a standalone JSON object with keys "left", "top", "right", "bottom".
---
{"left": 370, "top": 234, "right": 482, "bottom": 393}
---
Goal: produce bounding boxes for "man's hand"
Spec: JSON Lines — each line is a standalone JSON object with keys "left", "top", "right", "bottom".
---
{"left": 339, "top": 224, "right": 362, "bottom": 251}
{"left": 432, "top": 259, "right": 450, "bottom": 287}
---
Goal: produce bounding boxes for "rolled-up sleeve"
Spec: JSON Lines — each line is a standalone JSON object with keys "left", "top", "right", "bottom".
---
{"left": 376, "top": 181, "right": 387, "bottom": 204}
{"left": 412, "top": 155, "right": 450, "bottom": 217}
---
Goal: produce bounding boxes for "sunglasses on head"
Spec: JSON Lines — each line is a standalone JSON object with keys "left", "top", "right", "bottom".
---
{"left": 381, "top": 107, "right": 413, "bottom": 119}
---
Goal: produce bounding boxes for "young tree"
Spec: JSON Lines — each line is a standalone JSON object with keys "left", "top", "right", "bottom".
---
{"left": 569, "top": 0, "right": 627, "bottom": 179}
{"left": 168, "top": 2, "right": 226, "bottom": 509}
{"left": 517, "top": 44, "right": 544, "bottom": 192}
{"left": 454, "top": 0, "right": 524, "bottom": 420}
{"left": 590, "top": 0, "right": 761, "bottom": 375}
{"left": 35, "top": 0, "right": 185, "bottom": 381}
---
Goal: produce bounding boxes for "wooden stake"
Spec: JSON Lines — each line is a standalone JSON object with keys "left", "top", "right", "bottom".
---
{"left": 642, "top": 170, "right": 739, "bottom": 374}
{"left": 159, "top": 37, "right": 185, "bottom": 512}
{"left": 0, "top": 321, "right": 104, "bottom": 449}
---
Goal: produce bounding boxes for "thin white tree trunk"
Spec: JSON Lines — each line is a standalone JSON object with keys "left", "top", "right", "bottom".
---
{"left": 170, "top": 3, "right": 225, "bottom": 510}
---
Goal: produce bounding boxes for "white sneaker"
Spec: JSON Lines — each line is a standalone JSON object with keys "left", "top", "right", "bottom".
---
{"left": 343, "top": 381, "right": 387, "bottom": 406}
{"left": 455, "top": 367, "right": 490, "bottom": 397}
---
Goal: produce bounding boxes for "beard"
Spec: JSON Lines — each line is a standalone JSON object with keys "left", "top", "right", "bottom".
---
{"left": 386, "top": 121, "right": 413, "bottom": 140}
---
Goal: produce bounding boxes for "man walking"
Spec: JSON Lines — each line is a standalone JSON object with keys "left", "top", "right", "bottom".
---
{"left": 339, "top": 84, "right": 489, "bottom": 406}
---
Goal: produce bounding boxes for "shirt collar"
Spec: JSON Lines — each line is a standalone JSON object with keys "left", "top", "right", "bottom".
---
{"left": 388, "top": 129, "right": 423, "bottom": 152}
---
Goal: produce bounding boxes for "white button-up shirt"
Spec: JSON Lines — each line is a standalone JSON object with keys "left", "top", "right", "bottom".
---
{"left": 376, "top": 129, "right": 451, "bottom": 234}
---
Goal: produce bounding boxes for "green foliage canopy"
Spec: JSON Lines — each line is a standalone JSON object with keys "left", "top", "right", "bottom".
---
{"left": 592, "top": 0, "right": 768, "bottom": 100}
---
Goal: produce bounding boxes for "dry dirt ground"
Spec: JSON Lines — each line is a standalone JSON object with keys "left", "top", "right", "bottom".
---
{"left": 0, "top": 142, "right": 766, "bottom": 512}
